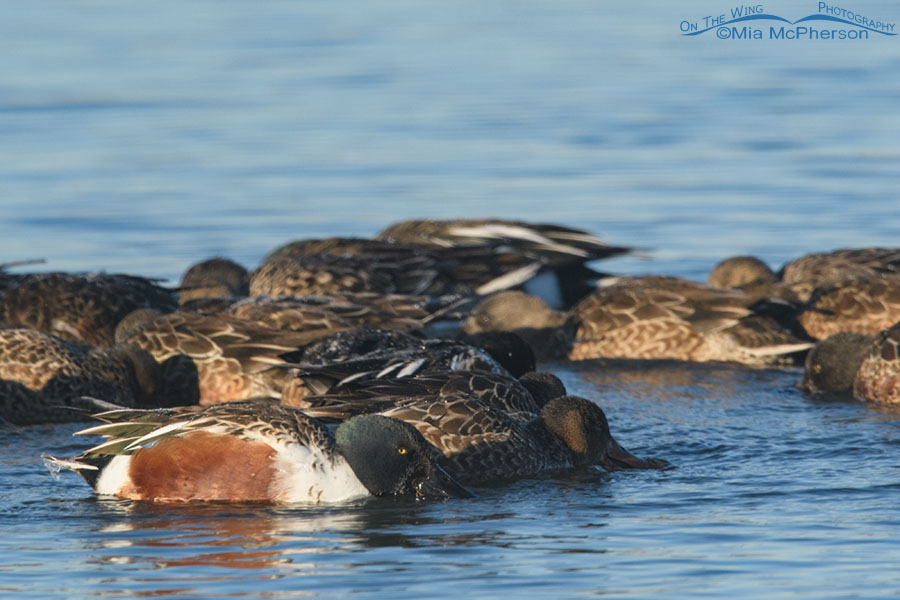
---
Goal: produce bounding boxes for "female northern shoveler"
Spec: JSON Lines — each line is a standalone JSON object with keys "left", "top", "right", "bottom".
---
{"left": 0, "top": 272, "right": 178, "bottom": 347}
{"left": 297, "top": 369, "right": 566, "bottom": 421}
{"left": 0, "top": 328, "right": 163, "bottom": 425}
{"left": 795, "top": 277, "right": 900, "bottom": 340}
{"left": 464, "top": 280, "right": 812, "bottom": 366}
{"left": 44, "top": 400, "right": 473, "bottom": 503}
{"left": 710, "top": 251, "right": 900, "bottom": 340}
{"left": 853, "top": 322, "right": 900, "bottom": 404}
{"left": 250, "top": 252, "right": 398, "bottom": 298}
{"left": 780, "top": 248, "right": 900, "bottom": 299}
{"left": 385, "top": 394, "right": 664, "bottom": 484}
{"left": 304, "top": 392, "right": 664, "bottom": 485}
{"left": 178, "top": 257, "right": 250, "bottom": 304}
{"left": 226, "top": 293, "right": 465, "bottom": 334}
{"left": 115, "top": 310, "right": 344, "bottom": 406}
{"left": 570, "top": 276, "right": 811, "bottom": 364}
{"left": 462, "top": 290, "right": 576, "bottom": 361}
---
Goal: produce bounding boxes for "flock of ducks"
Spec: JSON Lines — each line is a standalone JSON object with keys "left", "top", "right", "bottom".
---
{"left": 2, "top": 218, "right": 898, "bottom": 503}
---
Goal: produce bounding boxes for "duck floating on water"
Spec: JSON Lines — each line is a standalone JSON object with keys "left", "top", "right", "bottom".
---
{"left": 44, "top": 400, "right": 473, "bottom": 503}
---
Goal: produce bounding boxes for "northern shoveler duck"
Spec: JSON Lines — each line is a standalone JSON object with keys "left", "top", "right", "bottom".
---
{"left": 799, "top": 332, "right": 874, "bottom": 394}
{"left": 115, "top": 310, "right": 343, "bottom": 405}
{"left": 707, "top": 255, "right": 779, "bottom": 290}
{"left": 306, "top": 393, "right": 665, "bottom": 485}
{"left": 291, "top": 327, "right": 534, "bottom": 376}
{"left": 795, "top": 276, "right": 900, "bottom": 340}
{"left": 853, "top": 322, "right": 900, "bottom": 404}
{"left": 462, "top": 290, "right": 577, "bottom": 361}
{"left": 298, "top": 369, "right": 566, "bottom": 421}
{"left": 225, "top": 293, "right": 468, "bottom": 334}
{"left": 281, "top": 327, "right": 536, "bottom": 406}
{"left": 0, "top": 328, "right": 164, "bottom": 425}
{"left": 262, "top": 236, "right": 552, "bottom": 299}
{"left": 709, "top": 252, "right": 900, "bottom": 340}
{"left": 706, "top": 256, "right": 800, "bottom": 304}
{"left": 375, "top": 219, "right": 633, "bottom": 308}
{"left": 376, "top": 219, "right": 629, "bottom": 265}
{"left": 44, "top": 401, "right": 473, "bottom": 503}
{"left": 781, "top": 248, "right": 900, "bottom": 300}
{"left": 250, "top": 252, "right": 398, "bottom": 298}
{"left": 0, "top": 272, "right": 178, "bottom": 347}
{"left": 178, "top": 258, "right": 250, "bottom": 304}
{"left": 571, "top": 276, "right": 811, "bottom": 364}
{"left": 464, "top": 279, "right": 812, "bottom": 365}
{"left": 710, "top": 248, "right": 900, "bottom": 303}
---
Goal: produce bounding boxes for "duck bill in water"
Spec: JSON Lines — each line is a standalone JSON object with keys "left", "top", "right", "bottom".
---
{"left": 416, "top": 463, "right": 476, "bottom": 499}
{"left": 600, "top": 438, "right": 669, "bottom": 471}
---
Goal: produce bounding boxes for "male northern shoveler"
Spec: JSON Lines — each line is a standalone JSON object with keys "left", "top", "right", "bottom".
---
{"left": 0, "top": 272, "right": 178, "bottom": 347}
{"left": 375, "top": 218, "right": 629, "bottom": 265}
{"left": 280, "top": 327, "right": 537, "bottom": 406}
{"left": 0, "top": 328, "right": 163, "bottom": 425}
{"left": 853, "top": 322, "right": 900, "bottom": 404}
{"left": 375, "top": 218, "right": 633, "bottom": 308}
{"left": 261, "top": 236, "right": 552, "bottom": 300}
{"left": 44, "top": 400, "right": 473, "bottom": 503}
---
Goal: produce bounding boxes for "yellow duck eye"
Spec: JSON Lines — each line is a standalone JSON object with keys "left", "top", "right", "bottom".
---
{"left": 398, "top": 447, "right": 408, "bottom": 455}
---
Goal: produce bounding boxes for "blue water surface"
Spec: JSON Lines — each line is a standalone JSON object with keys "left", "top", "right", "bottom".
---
{"left": 1, "top": 0, "right": 900, "bottom": 598}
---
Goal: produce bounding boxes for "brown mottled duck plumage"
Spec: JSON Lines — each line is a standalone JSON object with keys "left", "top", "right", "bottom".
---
{"left": 0, "top": 272, "right": 178, "bottom": 346}
{"left": 0, "top": 328, "right": 164, "bottom": 425}
{"left": 853, "top": 322, "right": 900, "bottom": 404}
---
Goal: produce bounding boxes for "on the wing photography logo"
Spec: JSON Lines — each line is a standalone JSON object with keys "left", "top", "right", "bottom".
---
{"left": 680, "top": 2, "right": 896, "bottom": 39}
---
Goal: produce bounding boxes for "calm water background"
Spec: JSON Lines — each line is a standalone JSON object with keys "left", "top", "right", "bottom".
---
{"left": 2, "top": 1, "right": 900, "bottom": 598}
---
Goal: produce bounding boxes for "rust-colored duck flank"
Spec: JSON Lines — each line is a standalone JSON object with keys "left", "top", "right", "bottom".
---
{"left": 44, "top": 401, "right": 473, "bottom": 503}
